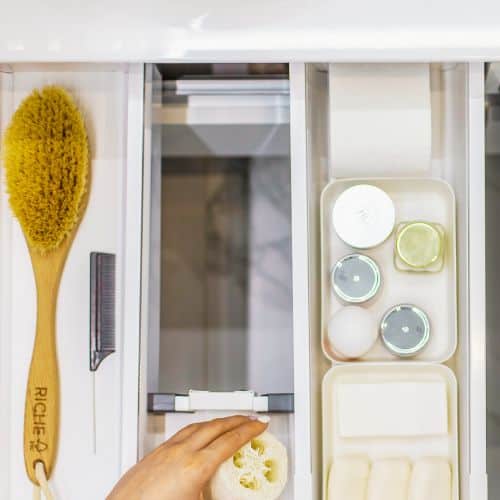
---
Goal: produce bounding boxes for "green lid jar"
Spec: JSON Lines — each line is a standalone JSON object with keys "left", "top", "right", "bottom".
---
{"left": 395, "top": 221, "right": 444, "bottom": 271}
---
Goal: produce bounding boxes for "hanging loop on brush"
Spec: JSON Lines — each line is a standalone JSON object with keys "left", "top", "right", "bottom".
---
{"left": 32, "top": 461, "right": 55, "bottom": 500}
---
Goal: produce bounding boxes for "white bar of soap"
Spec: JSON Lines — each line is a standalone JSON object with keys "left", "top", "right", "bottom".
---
{"left": 327, "top": 457, "right": 370, "bottom": 500}
{"left": 367, "top": 459, "right": 411, "bottom": 500}
{"left": 408, "top": 458, "right": 451, "bottom": 500}
{"left": 337, "top": 382, "right": 448, "bottom": 437}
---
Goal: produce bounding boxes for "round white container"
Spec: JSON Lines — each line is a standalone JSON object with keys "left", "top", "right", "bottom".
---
{"left": 380, "top": 304, "right": 430, "bottom": 357}
{"left": 327, "top": 306, "right": 377, "bottom": 359}
{"left": 332, "top": 184, "right": 395, "bottom": 249}
{"left": 331, "top": 253, "right": 381, "bottom": 304}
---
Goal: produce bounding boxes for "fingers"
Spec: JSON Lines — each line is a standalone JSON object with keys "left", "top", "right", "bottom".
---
{"left": 166, "top": 415, "right": 254, "bottom": 449}
{"left": 166, "top": 422, "right": 202, "bottom": 446}
{"left": 182, "top": 415, "right": 254, "bottom": 450}
{"left": 197, "top": 418, "right": 269, "bottom": 477}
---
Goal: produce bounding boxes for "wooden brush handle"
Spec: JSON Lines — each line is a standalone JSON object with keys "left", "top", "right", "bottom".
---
{"left": 24, "top": 262, "right": 61, "bottom": 485}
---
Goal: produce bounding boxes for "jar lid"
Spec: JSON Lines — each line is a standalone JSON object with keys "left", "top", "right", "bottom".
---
{"left": 332, "top": 184, "right": 395, "bottom": 249}
{"left": 332, "top": 253, "right": 381, "bottom": 303}
{"left": 380, "top": 304, "right": 430, "bottom": 357}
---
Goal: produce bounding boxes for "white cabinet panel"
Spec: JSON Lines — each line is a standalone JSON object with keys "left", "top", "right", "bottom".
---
{"left": 1, "top": 0, "right": 500, "bottom": 61}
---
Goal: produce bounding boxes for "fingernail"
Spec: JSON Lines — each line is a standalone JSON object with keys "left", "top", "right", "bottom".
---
{"left": 257, "top": 415, "right": 271, "bottom": 424}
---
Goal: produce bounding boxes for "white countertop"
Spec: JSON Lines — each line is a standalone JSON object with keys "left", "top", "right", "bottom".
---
{"left": 2, "top": 0, "right": 500, "bottom": 62}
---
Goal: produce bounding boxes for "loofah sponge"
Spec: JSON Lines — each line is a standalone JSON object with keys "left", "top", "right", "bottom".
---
{"left": 3, "top": 86, "right": 89, "bottom": 253}
{"left": 210, "top": 431, "right": 288, "bottom": 500}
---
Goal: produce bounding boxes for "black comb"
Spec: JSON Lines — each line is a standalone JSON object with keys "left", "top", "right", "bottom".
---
{"left": 89, "top": 252, "right": 116, "bottom": 371}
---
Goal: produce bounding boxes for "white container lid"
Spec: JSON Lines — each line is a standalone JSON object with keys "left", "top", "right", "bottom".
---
{"left": 332, "top": 184, "right": 395, "bottom": 249}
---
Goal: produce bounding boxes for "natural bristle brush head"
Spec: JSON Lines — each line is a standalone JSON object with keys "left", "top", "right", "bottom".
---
{"left": 3, "top": 86, "right": 89, "bottom": 253}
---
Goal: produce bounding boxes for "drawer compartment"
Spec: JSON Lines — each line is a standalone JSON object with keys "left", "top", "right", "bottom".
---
{"left": 139, "top": 64, "right": 298, "bottom": 498}
{"left": 301, "top": 62, "right": 484, "bottom": 500}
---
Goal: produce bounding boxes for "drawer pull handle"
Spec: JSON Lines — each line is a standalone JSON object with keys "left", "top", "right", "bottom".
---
{"left": 147, "top": 391, "right": 294, "bottom": 413}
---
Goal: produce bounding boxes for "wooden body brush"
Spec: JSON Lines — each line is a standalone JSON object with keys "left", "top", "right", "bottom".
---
{"left": 3, "top": 86, "right": 89, "bottom": 485}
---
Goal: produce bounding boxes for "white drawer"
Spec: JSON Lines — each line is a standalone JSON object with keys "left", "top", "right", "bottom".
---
{"left": 0, "top": 62, "right": 489, "bottom": 499}
{"left": 133, "top": 62, "right": 488, "bottom": 500}
{"left": 0, "top": 64, "right": 138, "bottom": 499}
{"left": 297, "top": 62, "right": 486, "bottom": 500}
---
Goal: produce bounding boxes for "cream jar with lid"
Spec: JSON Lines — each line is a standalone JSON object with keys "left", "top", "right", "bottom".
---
{"left": 332, "top": 184, "right": 395, "bottom": 249}
{"left": 380, "top": 304, "right": 430, "bottom": 357}
{"left": 331, "top": 253, "right": 381, "bottom": 304}
{"left": 394, "top": 221, "right": 445, "bottom": 272}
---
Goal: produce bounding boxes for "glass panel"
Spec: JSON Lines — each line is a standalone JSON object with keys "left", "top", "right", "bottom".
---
{"left": 150, "top": 64, "right": 293, "bottom": 395}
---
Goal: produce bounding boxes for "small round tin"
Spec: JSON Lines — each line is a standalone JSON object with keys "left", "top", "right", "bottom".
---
{"left": 380, "top": 304, "right": 430, "bottom": 357}
{"left": 331, "top": 253, "right": 381, "bottom": 303}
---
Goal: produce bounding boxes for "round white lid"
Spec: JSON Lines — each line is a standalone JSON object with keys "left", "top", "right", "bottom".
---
{"left": 332, "top": 184, "right": 395, "bottom": 249}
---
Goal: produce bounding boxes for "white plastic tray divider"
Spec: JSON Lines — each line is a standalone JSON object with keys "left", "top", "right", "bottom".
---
{"left": 321, "top": 177, "right": 457, "bottom": 364}
{"left": 305, "top": 63, "right": 334, "bottom": 500}
{"left": 322, "top": 362, "right": 460, "bottom": 500}
{"left": 290, "top": 62, "right": 313, "bottom": 499}
{"left": 467, "top": 62, "right": 488, "bottom": 500}
{"left": 120, "top": 64, "right": 146, "bottom": 472}
{"left": 0, "top": 68, "right": 14, "bottom": 500}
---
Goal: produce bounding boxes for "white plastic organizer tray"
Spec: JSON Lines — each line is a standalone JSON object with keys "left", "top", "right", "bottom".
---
{"left": 322, "top": 363, "right": 459, "bottom": 500}
{"left": 321, "top": 178, "right": 457, "bottom": 363}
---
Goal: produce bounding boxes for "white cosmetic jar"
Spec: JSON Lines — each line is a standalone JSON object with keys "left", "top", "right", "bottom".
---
{"left": 332, "top": 184, "right": 395, "bottom": 249}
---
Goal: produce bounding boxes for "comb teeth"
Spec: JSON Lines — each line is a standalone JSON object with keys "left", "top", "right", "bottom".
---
{"left": 90, "top": 252, "right": 116, "bottom": 371}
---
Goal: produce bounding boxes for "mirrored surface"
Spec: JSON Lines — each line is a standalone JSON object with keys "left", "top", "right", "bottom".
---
{"left": 486, "top": 62, "right": 500, "bottom": 497}
{"left": 148, "top": 64, "right": 293, "bottom": 395}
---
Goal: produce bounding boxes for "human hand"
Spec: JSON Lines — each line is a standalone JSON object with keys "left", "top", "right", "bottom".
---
{"left": 107, "top": 415, "right": 270, "bottom": 500}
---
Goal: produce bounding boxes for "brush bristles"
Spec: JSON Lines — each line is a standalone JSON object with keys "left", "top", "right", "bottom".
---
{"left": 3, "top": 86, "right": 89, "bottom": 253}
